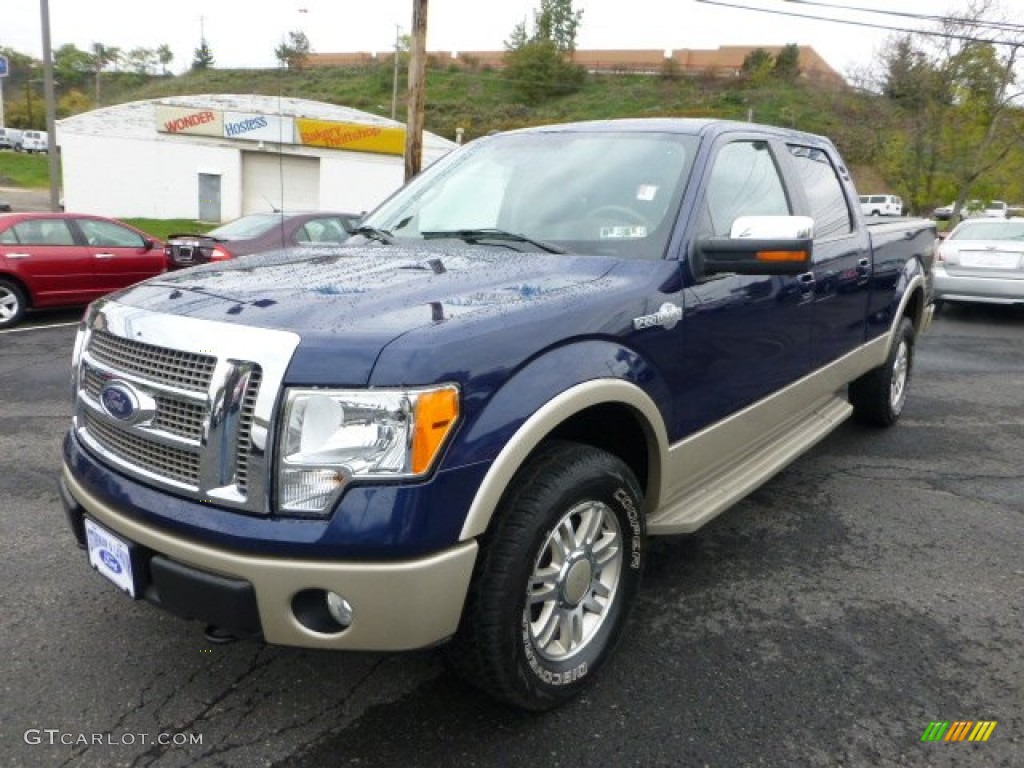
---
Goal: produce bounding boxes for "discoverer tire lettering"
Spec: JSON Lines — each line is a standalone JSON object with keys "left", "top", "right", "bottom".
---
{"left": 446, "top": 440, "right": 646, "bottom": 710}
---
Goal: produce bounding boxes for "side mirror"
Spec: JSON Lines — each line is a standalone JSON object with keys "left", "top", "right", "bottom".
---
{"left": 696, "top": 215, "right": 814, "bottom": 276}
{"left": 142, "top": 237, "right": 156, "bottom": 252}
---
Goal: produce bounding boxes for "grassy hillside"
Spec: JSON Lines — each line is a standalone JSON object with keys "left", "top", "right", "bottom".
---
{"left": 5, "top": 63, "right": 889, "bottom": 196}
{"left": 106, "top": 64, "right": 857, "bottom": 147}
{"left": 101, "top": 63, "right": 886, "bottom": 191}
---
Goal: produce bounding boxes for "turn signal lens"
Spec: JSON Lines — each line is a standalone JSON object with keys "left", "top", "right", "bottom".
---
{"left": 412, "top": 388, "right": 460, "bottom": 474}
{"left": 756, "top": 249, "right": 807, "bottom": 263}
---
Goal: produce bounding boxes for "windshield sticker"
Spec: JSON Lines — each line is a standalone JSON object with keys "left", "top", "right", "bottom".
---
{"left": 600, "top": 225, "right": 648, "bottom": 239}
{"left": 636, "top": 184, "right": 659, "bottom": 201}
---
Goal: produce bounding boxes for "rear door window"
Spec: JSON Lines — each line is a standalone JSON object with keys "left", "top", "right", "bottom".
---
{"left": 787, "top": 145, "right": 852, "bottom": 238}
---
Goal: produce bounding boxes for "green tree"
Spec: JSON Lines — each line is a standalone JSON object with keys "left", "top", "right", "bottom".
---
{"left": 275, "top": 30, "right": 311, "bottom": 70}
{"left": 90, "top": 42, "right": 121, "bottom": 106}
{"left": 773, "top": 44, "right": 801, "bottom": 81}
{"left": 192, "top": 39, "right": 214, "bottom": 71}
{"left": 534, "top": 0, "right": 583, "bottom": 54}
{"left": 503, "top": 0, "right": 585, "bottom": 104}
{"left": 156, "top": 44, "right": 174, "bottom": 75}
{"left": 126, "top": 47, "right": 157, "bottom": 75}
{"left": 742, "top": 48, "right": 774, "bottom": 84}
{"left": 54, "top": 43, "right": 93, "bottom": 89}
{"left": 864, "top": 0, "right": 1024, "bottom": 218}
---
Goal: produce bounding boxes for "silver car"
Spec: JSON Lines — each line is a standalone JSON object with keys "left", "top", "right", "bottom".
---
{"left": 934, "top": 218, "right": 1024, "bottom": 306}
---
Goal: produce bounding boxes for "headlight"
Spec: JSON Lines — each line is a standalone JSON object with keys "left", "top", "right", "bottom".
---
{"left": 277, "top": 385, "right": 460, "bottom": 515}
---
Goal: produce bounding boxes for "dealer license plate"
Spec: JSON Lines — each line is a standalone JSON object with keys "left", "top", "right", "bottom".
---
{"left": 960, "top": 251, "right": 1021, "bottom": 269}
{"left": 85, "top": 518, "right": 137, "bottom": 598}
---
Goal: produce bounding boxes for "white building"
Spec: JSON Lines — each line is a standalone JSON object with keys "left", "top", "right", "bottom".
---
{"left": 56, "top": 94, "right": 457, "bottom": 221}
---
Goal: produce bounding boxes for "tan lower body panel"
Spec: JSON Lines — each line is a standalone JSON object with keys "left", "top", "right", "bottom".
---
{"left": 64, "top": 466, "right": 478, "bottom": 650}
{"left": 649, "top": 338, "right": 887, "bottom": 534}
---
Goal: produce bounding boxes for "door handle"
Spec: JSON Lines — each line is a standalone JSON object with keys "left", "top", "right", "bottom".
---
{"left": 93, "top": 253, "right": 115, "bottom": 260}
{"left": 6, "top": 253, "right": 30, "bottom": 260}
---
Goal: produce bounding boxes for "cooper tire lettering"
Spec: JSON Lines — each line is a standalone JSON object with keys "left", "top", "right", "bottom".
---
{"left": 445, "top": 440, "right": 646, "bottom": 710}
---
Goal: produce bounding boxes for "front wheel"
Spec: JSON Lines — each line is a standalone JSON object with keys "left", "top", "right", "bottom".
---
{"left": 446, "top": 441, "right": 645, "bottom": 710}
{"left": 849, "top": 317, "right": 915, "bottom": 426}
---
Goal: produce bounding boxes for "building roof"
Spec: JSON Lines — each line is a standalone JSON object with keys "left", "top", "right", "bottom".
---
{"left": 57, "top": 94, "right": 456, "bottom": 150}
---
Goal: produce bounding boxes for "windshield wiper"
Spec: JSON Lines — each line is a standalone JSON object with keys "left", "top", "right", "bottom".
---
{"left": 421, "top": 228, "right": 566, "bottom": 254}
{"left": 348, "top": 224, "right": 395, "bottom": 245}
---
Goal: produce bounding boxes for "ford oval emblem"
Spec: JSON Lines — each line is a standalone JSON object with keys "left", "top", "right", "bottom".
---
{"left": 99, "top": 549, "right": 123, "bottom": 574}
{"left": 100, "top": 382, "right": 139, "bottom": 422}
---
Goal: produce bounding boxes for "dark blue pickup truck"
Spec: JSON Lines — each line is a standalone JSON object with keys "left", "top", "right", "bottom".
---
{"left": 60, "top": 119, "right": 935, "bottom": 709}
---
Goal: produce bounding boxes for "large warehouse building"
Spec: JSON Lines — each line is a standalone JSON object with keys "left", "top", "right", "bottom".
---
{"left": 56, "top": 94, "right": 457, "bottom": 221}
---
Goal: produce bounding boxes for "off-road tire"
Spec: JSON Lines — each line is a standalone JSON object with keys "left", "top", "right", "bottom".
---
{"left": 446, "top": 440, "right": 645, "bottom": 710}
{"left": 849, "top": 317, "right": 915, "bottom": 427}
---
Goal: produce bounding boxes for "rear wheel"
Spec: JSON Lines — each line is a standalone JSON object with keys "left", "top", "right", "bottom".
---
{"left": 0, "top": 279, "right": 27, "bottom": 329}
{"left": 446, "top": 441, "right": 645, "bottom": 710}
{"left": 849, "top": 317, "right": 915, "bottom": 426}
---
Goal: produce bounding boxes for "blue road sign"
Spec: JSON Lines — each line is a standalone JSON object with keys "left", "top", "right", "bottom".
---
{"left": 0, "top": 55, "right": 8, "bottom": 77}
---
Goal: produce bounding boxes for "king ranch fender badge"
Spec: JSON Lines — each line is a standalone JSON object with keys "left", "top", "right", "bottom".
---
{"left": 633, "top": 302, "right": 683, "bottom": 331}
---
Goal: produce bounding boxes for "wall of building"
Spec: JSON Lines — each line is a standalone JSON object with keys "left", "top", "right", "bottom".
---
{"left": 60, "top": 134, "right": 242, "bottom": 220}
{"left": 320, "top": 150, "right": 404, "bottom": 215}
{"left": 305, "top": 45, "right": 845, "bottom": 85}
{"left": 59, "top": 132, "right": 454, "bottom": 221}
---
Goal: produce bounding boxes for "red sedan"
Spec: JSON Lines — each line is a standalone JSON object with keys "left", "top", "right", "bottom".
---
{"left": 0, "top": 213, "right": 164, "bottom": 329}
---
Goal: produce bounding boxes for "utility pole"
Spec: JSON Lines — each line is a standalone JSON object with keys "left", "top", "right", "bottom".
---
{"left": 40, "top": 0, "right": 60, "bottom": 211}
{"left": 404, "top": 0, "right": 428, "bottom": 182}
{"left": 391, "top": 25, "right": 401, "bottom": 121}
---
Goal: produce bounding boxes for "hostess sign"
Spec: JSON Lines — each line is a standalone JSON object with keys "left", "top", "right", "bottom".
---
{"left": 224, "top": 112, "right": 295, "bottom": 143}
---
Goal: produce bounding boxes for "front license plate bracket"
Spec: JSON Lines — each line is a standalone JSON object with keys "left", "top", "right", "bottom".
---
{"left": 84, "top": 517, "right": 141, "bottom": 598}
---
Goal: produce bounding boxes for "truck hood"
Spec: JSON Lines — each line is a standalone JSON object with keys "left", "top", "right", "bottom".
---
{"left": 112, "top": 244, "right": 618, "bottom": 385}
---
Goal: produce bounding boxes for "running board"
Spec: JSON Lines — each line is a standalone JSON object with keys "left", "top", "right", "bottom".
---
{"left": 648, "top": 396, "right": 853, "bottom": 535}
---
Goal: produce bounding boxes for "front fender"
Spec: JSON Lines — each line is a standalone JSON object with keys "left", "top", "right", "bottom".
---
{"left": 451, "top": 340, "right": 671, "bottom": 541}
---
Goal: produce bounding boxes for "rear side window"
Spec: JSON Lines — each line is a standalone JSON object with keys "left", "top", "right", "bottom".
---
{"left": 11, "top": 219, "right": 75, "bottom": 245}
{"left": 787, "top": 145, "right": 852, "bottom": 238}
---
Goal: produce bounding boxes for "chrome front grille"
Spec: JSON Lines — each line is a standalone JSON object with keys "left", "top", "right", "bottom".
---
{"left": 83, "top": 365, "right": 206, "bottom": 441}
{"left": 235, "top": 369, "right": 262, "bottom": 495}
{"left": 74, "top": 304, "right": 300, "bottom": 515}
{"left": 84, "top": 411, "right": 201, "bottom": 486}
{"left": 88, "top": 330, "right": 216, "bottom": 393}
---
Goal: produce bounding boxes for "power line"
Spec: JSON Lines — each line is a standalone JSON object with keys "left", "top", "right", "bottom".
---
{"left": 781, "top": 0, "right": 1024, "bottom": 34}
{"left": 694, "top": 0, "right": 1023, "bottom": 47}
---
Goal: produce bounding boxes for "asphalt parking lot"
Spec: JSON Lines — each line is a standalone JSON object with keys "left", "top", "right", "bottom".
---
{"left": 2, "top": 303, "right": 1022, "bottom": 768}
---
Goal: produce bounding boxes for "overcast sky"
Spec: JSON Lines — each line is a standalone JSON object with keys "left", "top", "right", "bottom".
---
{"left": 2, "top": 0, "right": 989, "bottom": 79}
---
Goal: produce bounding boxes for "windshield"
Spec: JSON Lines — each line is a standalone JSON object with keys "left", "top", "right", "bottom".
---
{"left": 950, "top": 221, "right": 1024, "bottom": 240}
{"left": 361, "top": 129, "right": 698, "bottom": 259}
{"left": 207, "top": 213, "right": 285, "bottom": 240}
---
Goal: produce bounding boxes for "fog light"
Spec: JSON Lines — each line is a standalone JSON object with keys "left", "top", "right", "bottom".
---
{"left": 326, "top": 592, "right": 353, "bottom": 628}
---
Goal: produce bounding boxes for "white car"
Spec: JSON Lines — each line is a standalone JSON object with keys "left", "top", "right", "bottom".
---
{"left": 934, "top": 218, "right": 1024, "bottom": 306}
{"left": 859, "top": 194, "right": 903, "bottom": 217}
{"left": 971, "top": 200, "right": 1008, "bottom": 218}
{"left": 0, "top": 128, "right": 22, "bottom": 150}
{"left": 16, "top": 130, "right": 48, "bottom": 153}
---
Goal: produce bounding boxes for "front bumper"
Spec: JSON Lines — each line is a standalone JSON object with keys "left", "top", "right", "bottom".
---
{"left": 61, "top": 464, "right": 478, "bottom": 650}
